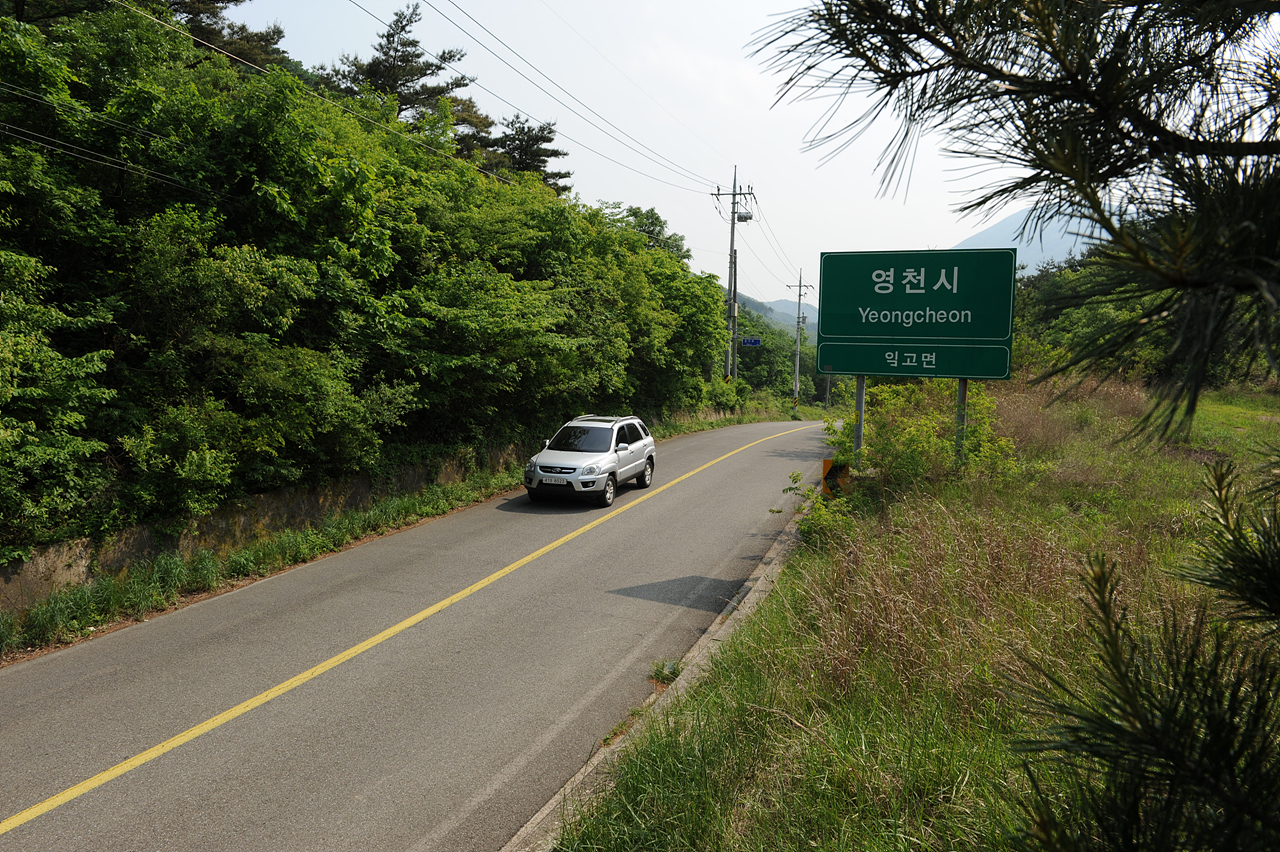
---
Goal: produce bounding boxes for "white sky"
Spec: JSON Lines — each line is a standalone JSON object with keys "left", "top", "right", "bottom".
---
{"left": 232, "top": 0, "right": 1013, "bottom": 307}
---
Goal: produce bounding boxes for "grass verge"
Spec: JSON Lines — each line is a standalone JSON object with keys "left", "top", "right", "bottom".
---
{"left": 0, "top": 469, "right": 523, "bottom": 661}
{"left": 551, "top": 379, "right": 1280, "bottom": 851}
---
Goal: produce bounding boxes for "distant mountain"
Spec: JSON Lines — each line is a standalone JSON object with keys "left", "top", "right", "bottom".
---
{"left": 953, "top": 209, "right": 1100, "bottom": 270}
{"left": 738, "top": 293, "right": 819, "bottom": 331}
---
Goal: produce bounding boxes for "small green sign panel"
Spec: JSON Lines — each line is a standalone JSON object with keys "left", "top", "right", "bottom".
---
{"left": 817, "top": 248, "right": 1016, "bottom": 379}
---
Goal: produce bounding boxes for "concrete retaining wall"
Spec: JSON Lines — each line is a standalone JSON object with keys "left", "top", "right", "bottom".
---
{"left": 0, "top": 445, "right": 521, "bottom": 615}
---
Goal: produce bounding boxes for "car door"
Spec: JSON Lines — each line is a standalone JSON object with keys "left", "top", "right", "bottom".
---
{"left": 616, "top": 423, "right": 643, "bottom": 480}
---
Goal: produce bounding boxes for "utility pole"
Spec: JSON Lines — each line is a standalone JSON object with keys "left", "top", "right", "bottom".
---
{"left": 788, "top": 269, "right": 812, "bottom": 415}
{"left": 713, "top": 168, "right": 753, "bottom": 379}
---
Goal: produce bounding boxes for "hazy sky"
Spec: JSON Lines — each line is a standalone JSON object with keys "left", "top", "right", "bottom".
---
{"left": 231, "top": 0, "right": 1018, "bottom": 307}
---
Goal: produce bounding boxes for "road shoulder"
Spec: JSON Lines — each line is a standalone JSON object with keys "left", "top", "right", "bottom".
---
{"left": 499, "top": 511, "right": 804, "bottom": 852}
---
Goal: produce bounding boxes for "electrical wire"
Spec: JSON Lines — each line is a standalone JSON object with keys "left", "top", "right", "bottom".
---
{"left": 0, "top": 81, "right": 174, "bottom": 145}
{"left": 534, "top": 0, "right": 733, "bottom": 167}
{"left": 108, "top": 0, "right": 514, "bottom": 185}
{"left": 752, "top": 211, "right": 800, "bottom": 282}
{"left": 82, "top": 1, "right": 720, "bottom": 260}
{"left": 736, "top": 232, "right": 795, "bottom": 292}
{"left": 752, "top": 198, "right": 801, "bottom": 279}
{"left": 339, "top": 0, "right": 710, "bottom": 194}
{"left": 436, "top": 0, "right": 719, "bottom": 189}
{"left": 735, "top": 268, "right": 767, "bottom": 303}
{"left": 0, "top": 121, "right": 219, "bottom": 200}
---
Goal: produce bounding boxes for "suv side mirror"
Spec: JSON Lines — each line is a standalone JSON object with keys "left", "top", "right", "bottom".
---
{"left": 616, "top": 442, "right": 630, "bottom": 452}
{"left": 544, "top": 439, "right": 550, "bottom": 448}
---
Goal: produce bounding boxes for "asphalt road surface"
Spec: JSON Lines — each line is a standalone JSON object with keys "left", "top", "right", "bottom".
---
{"left": 0, "top": 421, "right": 826, "bottom": 852}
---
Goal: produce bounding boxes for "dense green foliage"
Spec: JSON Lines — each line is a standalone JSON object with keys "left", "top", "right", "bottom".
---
{"left": 1015, "top": 250, "right": 1264, "bottom": 394}
{"left": 0, "top": 7, "right": 732, "bottom": 556}
{"left": 824, "top": 377, "right": 1019, "bottom": 489}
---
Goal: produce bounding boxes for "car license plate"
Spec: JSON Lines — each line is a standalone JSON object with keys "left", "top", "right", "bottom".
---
{"left": 542, "top": 476, "right": 568, "bottom": 485}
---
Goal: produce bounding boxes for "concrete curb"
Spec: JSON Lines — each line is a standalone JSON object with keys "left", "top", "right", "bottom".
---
{"left": 499, "top": 512, "right": 805, "bottom": 852}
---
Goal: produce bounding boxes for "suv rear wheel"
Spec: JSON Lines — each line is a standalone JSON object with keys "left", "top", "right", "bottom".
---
{"left": 635, "top": 458, "right": 653, "bottom": 489}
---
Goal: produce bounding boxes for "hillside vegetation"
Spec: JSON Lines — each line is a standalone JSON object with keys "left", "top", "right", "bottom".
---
{"left": 0, "top": 8, "right": 745, "bottom": 560}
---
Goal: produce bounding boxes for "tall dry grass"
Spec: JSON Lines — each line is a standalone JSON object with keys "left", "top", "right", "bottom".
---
{"left": 556, "top": 375, "right": 1235, "bottom": 852}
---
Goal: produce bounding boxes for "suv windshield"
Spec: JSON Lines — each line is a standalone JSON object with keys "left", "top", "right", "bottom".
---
{"left": 548, "top": 425, "right": 613, "bottom": 453}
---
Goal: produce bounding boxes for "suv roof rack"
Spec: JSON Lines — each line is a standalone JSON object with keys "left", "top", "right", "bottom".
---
{"left": 570, "top": 414, "right": 637, "bottom": 423}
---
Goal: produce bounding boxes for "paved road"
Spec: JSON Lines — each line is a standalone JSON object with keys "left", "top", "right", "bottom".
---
{"left": 0, "top": 421, "right": 826, "bottom": 852}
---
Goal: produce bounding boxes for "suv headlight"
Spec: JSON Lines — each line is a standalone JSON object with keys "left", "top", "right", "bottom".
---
{"left": 581, "top": 463, "right": 601, "bottom": 476}
{"left": 525, "top": 458, "right": 537, "bottom": 473}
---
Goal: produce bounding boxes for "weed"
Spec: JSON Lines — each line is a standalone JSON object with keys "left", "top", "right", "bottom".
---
{"left": 602, "top": 706, "right": 648, "bottom": 747}
{"left": 649, "top": 659, "right": 683, "bottom": 685}
{"left": 224, "top": 550, "right": 258, "bottom": 580}
{"left": 185, "top": 550, "right": 221, "bottom": 593}
{"left": 0, "top": 610, "right": 18, "bottom": 655}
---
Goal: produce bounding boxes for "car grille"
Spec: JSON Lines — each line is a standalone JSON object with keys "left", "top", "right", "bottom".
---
{"left": 539, "top": 466, "right": 576, "bottom": 475}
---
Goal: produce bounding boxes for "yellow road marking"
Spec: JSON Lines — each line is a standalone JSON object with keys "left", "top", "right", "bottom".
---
{"left": 0, "top": 423, "right": 819, "bottom": 836}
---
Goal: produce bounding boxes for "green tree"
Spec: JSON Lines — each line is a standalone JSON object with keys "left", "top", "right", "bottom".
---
{"left": 493, "top": 114, "right": 572, "bottom": 194}
{"left": 760, "top": 0, "right": 1280, "bottom": 437}
{"left": 316, "top": 2, "right": 469, "bottom": 119}
{"left": 167, "top": 0, "right": 290, "bottom": 70}
{"left": 734, "top": 310, "right": 797, "bottom": 398}
{"left": 449, "top": 95, "right": 502, "bottom": 166}
{"left": 0, "top": 7, "right": 732, "bottom": 554}
{"left": 621, "top": 205, "right": 691, "bottom": 261}
{"left": 0, "top": 0, "right": 104, "bottom": 26}
{"left": 0, "top": 251, "right": 113, "bottom": 559}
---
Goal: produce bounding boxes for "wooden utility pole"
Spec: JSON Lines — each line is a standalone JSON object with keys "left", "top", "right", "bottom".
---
{"left": 788, "top": 269, "right": 811, "bottom": 414}
{"left": 713, "top": 168, "right": 753, "bottom": 379}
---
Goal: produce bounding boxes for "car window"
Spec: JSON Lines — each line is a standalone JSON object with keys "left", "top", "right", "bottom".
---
{"left": 548, "top": 425, "right": 612, "bottom": 453}
{"left": 624, "top": 423, "right": 643, "bottom": 444}
{"left": 636, "top": 421, "right": 650, "bottom": 438}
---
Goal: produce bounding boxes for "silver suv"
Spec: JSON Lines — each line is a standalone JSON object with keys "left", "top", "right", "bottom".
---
{"left": 524, "top": 415, "right": 656, "bottom": 507}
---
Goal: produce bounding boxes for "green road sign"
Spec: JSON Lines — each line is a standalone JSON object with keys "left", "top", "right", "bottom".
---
{"left": 817, "top": 248, "right": 1016, "bottom": 379}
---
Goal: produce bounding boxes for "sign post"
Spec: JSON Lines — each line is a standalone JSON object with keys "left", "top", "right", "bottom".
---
{"left": 818, "top": 248, "right": 1016, "bottom": 461}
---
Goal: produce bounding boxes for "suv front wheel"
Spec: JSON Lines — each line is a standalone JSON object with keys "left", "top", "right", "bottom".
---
{"left": 597, "top": 475, "right": 617, "bottom": 508}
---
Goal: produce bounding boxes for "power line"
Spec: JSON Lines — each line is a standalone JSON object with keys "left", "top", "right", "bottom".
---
{"left": 435, "top": 0, "right": 719, "bottom": 188}
{"left": 109, "top": 0, "right": 512, "bottom": 185}
{"left": 534, "top": 0, "right": 733, "bottom": 167}
{"left": 0, "top": 121, "right": 219, "bottom": 200}
{"left": 733, "top": 266, "right": 767, "bottom": 303}
{"left": 752, "top": 199, "right": 801, "bottom": 278}
{"left": 339, "top": 0, "right": 710, "bottom": 194}
{"left": 736, "top": 233, "right": 794, "bottom": 291}
{"left": 0, "top": 81, "right": 175, "bottom": 146}
{"left": 93, "top": 1, "right": 708, "bottom": 258}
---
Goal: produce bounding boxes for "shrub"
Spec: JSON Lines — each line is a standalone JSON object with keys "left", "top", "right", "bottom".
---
{"left": 824, "top": 378, "right": 1019, "bottom": 490}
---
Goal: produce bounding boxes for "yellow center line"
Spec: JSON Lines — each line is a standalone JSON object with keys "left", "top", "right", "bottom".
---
{"left": 0, "top": 423, "right": 819, "bottom": 836}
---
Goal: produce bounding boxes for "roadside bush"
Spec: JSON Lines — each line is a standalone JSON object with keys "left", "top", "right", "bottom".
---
{"left": 825, "top": 378, "right": 1019, "bottom": 489}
